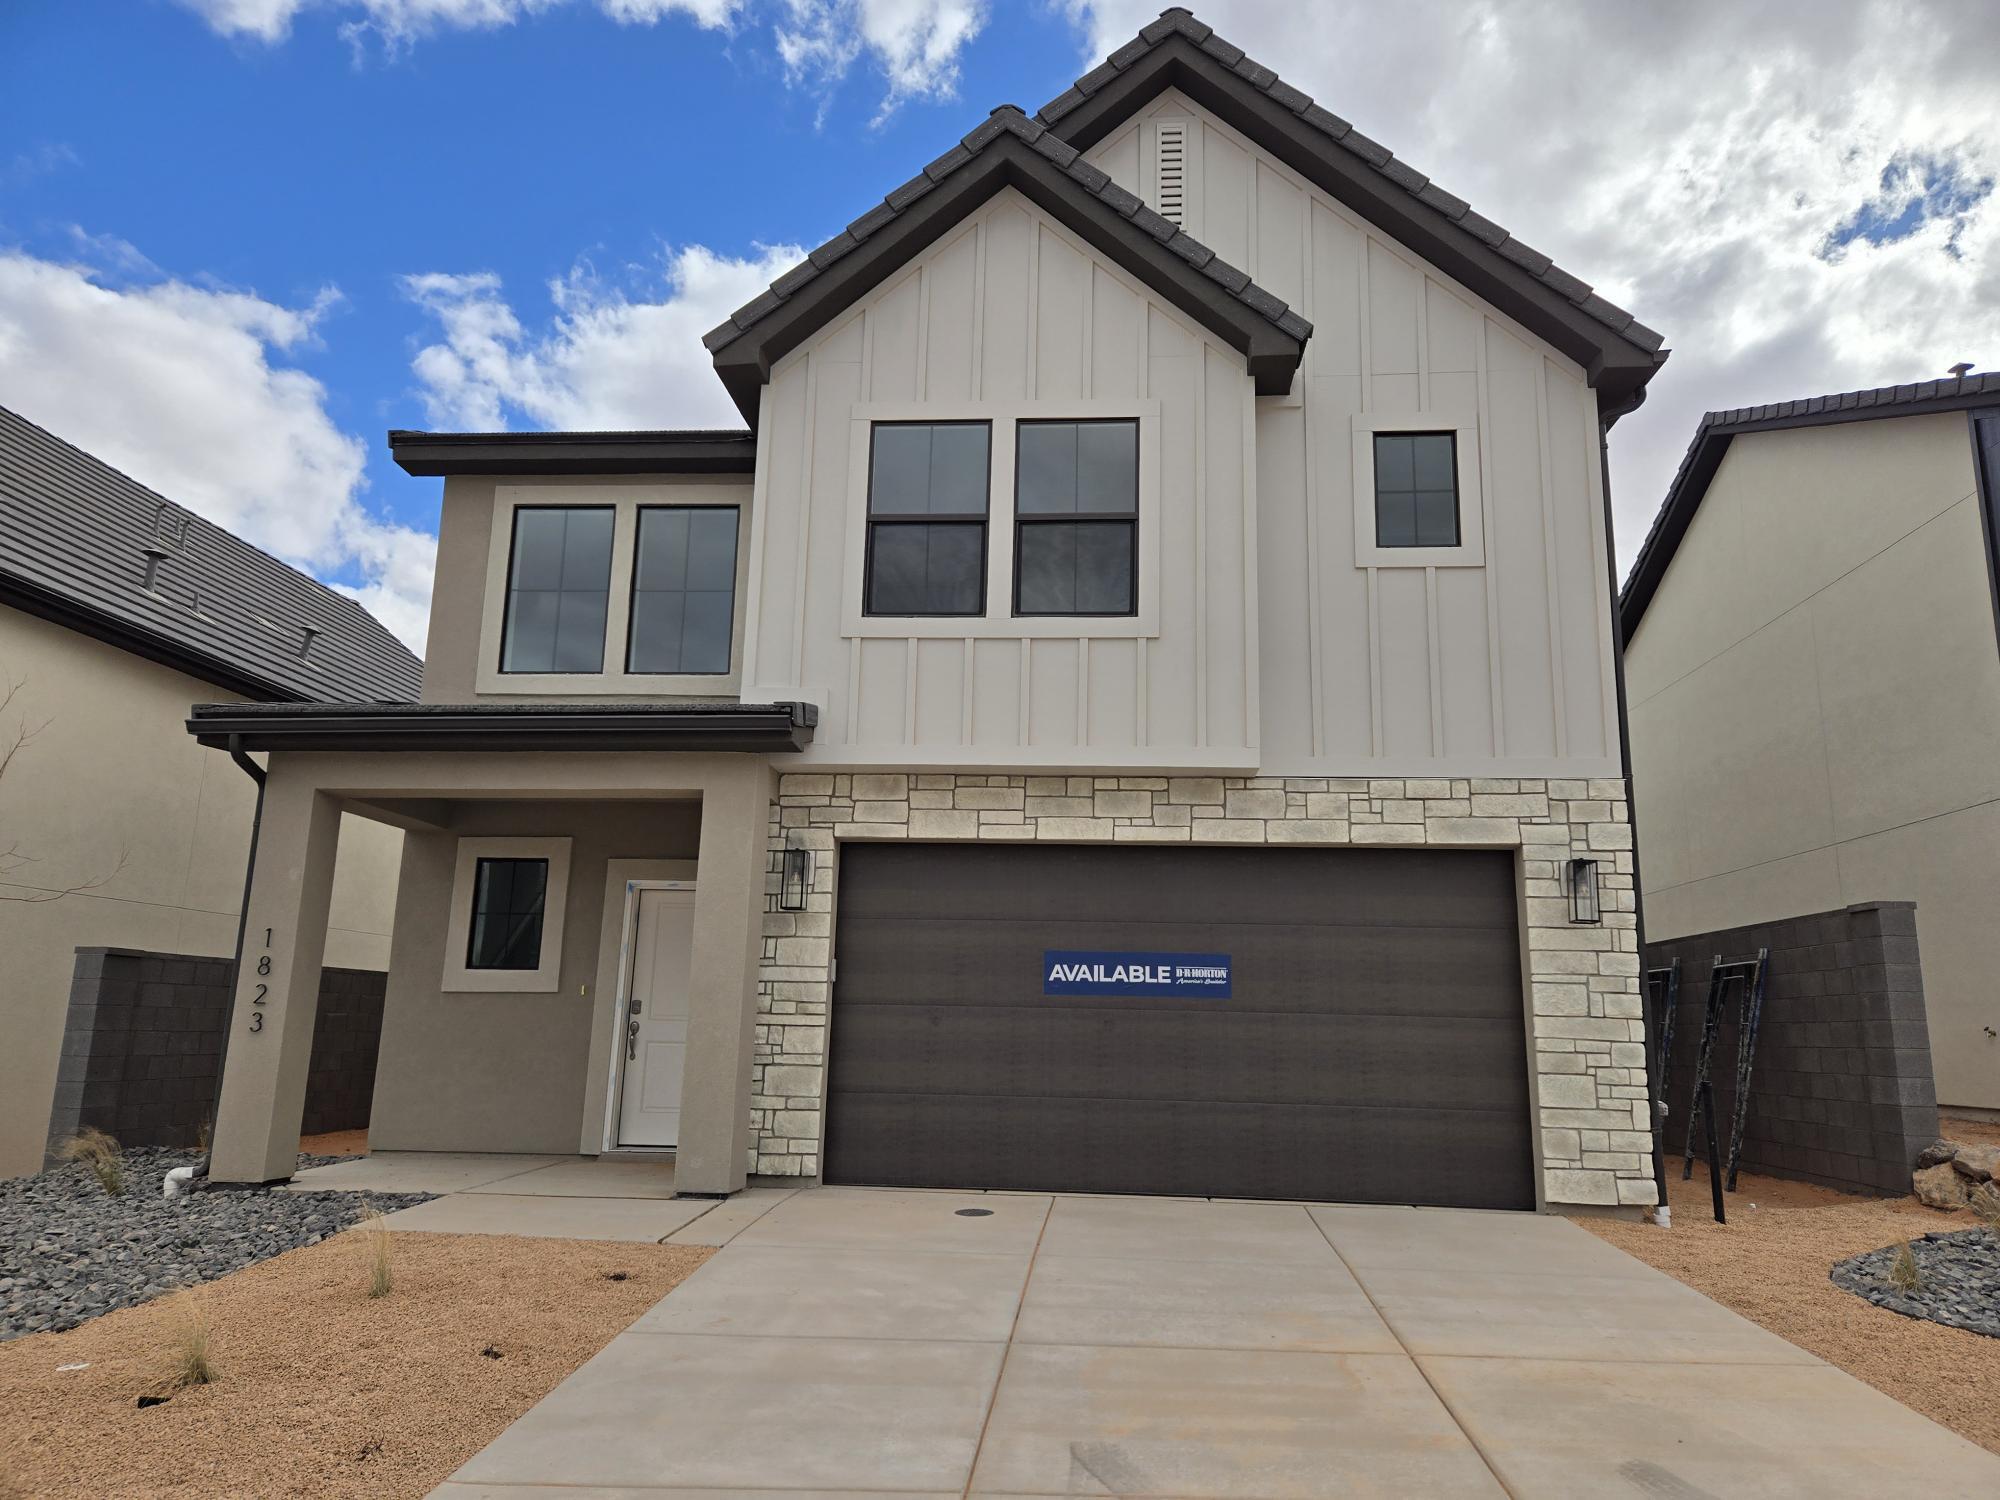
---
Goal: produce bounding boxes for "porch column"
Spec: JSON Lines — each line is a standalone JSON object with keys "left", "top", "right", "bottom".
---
{"left": 676, "top": 759, "right": 772, "bottom": 1195}
{"left": 209, "top": 761, "right": 341, "bottom": 1183}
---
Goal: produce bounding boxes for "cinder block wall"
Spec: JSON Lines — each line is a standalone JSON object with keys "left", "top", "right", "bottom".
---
{"left": 1648, "top": 902, "right": 1939, "bottom": 1197}
{"left": 45, "top": 947, "right": 386, "bottom": 1160}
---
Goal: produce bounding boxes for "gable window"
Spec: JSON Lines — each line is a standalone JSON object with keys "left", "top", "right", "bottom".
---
{"left": 500, "top": 506, "right": 614, "bottom": 672}
{"left": 628, "top": 505, "right": 740, "bottom": 674}
{"left": 864, "top": 422, "right": 990, "bottom": 616}
{"left": 466, "top": 857, "right": 549, "bottom": 971}
{"left": 1015, "top": 419, "right": 1138, "bottom": 616}
{"left": 1372, "top": 432, "right": 1459, "bottom": 548}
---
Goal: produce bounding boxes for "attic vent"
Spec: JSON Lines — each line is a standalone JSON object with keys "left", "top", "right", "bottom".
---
{"left": 297, "top": 625, "right": 322, "bottom": 660}
{"left": 141, "top": 547, "right": 170, "bottom": 592}
{"left": 152, "top": 502, "right": 191, "bottom": 553}
{"left": 1155, "top": 120, "right": 1189, "bottom": 227}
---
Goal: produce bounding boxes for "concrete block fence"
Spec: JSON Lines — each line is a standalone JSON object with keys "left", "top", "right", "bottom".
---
{"left": 751, "top": 771, "right": 1654, "bottom": 1211}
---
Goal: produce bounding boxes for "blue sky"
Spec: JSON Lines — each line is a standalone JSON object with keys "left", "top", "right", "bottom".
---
{"left": 4, "top": 1, "right": 1995, "bottom": 648}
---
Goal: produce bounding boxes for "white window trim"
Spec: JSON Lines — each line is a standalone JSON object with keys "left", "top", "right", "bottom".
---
{"left": 1350, "top": 410, "right": 1486, "bottom": 569}
{"left": 841, "top": 399, "right": 1163, "bottom": 639}
{"left": 441, "top": 836, "right": 573, "bottom": 993}
{"left": 477, "top": 483, "right": 750, "bottom": 695}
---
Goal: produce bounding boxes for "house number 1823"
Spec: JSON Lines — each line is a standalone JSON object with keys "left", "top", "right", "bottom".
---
{"left": 247, "top": 927, "right": 273, "bottom": 1033}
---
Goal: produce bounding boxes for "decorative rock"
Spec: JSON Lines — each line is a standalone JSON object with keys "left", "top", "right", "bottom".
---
{"left": 1830, "top": 1228, "right": 2000, "bottom": 1340}
{"left": 1914, "top": 1138, "right": 1963, "bottom": 1169}
{"left": 2, "top": 1147, "right": 432, "bottom": 1340}
{"left": 1950, "top": 1144, "right": 2000, "bottom": 1183}
{"left": 1913, "top": 1162, "right": 1972, "bottom": 1210}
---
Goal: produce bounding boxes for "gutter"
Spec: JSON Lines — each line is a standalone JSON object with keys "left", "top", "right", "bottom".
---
{"left": 166, "top": 733, "right": 266, "bottom": 1199}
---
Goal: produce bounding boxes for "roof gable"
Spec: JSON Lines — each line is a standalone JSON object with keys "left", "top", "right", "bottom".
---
{"left": 703, "top": 105, "right": 1310, "bottom": 423}
{"left": 1036, "top": 8, "right": 1667, "bottom": 418}
{"left": 0, "top": 403, "right": 423, "bottom": 704}
{"left": 1620, "top": 371, "right": 2000, "bottom": 638}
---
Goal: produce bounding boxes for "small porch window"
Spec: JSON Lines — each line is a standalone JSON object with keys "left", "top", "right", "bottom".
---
{"left": 467, "top": 857, "right": 549, "bottom": 971}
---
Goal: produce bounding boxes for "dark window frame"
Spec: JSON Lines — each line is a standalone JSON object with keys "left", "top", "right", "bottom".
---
{"left": 1012, "top": 418, "right": 1140, "bottom": 619}
{"left": 625, "top": 502, "right": 742, "bottom": 676}
{"left": 1371, "top": 430, "right": 1463, "bottom": 551}
{"left": 498, "top": 503, "right": 616, "bottom": 675}
{"left": 862, "top": 420, "right": 993, "bottom": 619}
{"left": 464, "top": 855, "right": 550, "bottom": 972}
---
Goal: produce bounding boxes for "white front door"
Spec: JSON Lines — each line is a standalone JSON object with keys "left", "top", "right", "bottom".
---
{"left": 617, "top": 886, "right": 695, "bottom": 1148}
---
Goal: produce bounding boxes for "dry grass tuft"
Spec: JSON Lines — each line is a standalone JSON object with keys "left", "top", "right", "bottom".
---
{"left": 360, "top": 1207, "right": 393, "bottom": 1299}
{"left": 57, "top": 1127, "right": 124, "bottom": 1198}
{"left": 1969, "top": 1181, "right": 2000, "bottom": 1241}
{"left": 1887, "top": 1240, "right": 1922, "bottom": 1293}
{"left": 164, "top": 1291, "right": 215, "bottom": 1390}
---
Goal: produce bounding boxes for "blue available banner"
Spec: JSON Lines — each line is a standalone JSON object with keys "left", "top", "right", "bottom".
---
{"left": 1043, "top": 950, "right": 1232, "bottom": 998}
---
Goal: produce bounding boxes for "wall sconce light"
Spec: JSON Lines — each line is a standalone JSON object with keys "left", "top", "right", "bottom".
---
{"left": 779, "top": 838, "right": 812, "bottom": 913}
{"left": 1567, "top": 857, "right": 1601, "bottom": 925}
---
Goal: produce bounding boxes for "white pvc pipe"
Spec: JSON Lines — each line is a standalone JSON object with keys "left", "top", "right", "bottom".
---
{"left": 163, "top": 1165, "right": 201, "bottom": 1200}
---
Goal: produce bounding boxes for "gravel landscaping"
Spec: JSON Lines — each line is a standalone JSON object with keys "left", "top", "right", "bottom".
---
{"left": 1832, "top": 1228, "right": 2000, "bottom": 1339}
{"left": 2, "top": 1147, "right": 432, "bottom": 1339}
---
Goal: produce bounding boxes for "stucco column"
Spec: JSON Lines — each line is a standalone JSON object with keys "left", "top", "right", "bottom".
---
{"left": 209, "top": 762, "right": 340, "bottom": 1183}
{"left": 675, "top": 758, "right": 772, "bottom": 1195}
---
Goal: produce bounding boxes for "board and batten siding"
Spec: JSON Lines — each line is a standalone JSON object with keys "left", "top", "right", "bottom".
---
{"left": 1087, "top": 90, "right": 1623, "bottom": 777}
{"left": 740, "top": 187, "right": 1261, "bottom": 769}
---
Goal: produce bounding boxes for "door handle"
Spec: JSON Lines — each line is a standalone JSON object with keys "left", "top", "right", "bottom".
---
{"left": 627, "top": 1015, "right": 641, "bottom": 1061}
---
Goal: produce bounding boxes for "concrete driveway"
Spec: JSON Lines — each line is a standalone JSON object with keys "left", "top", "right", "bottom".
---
{"left": 433, "top": 1186, "right": 2000, "bottom": 1498}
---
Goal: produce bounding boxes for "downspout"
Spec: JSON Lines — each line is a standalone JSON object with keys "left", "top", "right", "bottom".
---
{"left": 1597, "top": 401, "right": 1671, "bottom": 1223}
{"left": 165, "top": 732, "right": 266, "bottom": 1199}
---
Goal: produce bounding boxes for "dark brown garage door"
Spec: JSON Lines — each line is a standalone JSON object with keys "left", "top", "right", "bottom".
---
{"left": 823, "top": 842, "right": 1534, "bottom": 1209}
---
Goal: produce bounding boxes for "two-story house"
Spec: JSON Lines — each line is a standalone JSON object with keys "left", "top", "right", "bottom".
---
{"left": 1623, "top": 373, "right": 2000, "bottom": 1119}
{"left": 191, "top": 8, "right": 1669, "bottom": 1213}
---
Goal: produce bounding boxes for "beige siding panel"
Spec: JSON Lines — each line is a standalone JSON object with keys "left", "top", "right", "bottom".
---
{"left": 1374, "top": 568, "right": 1433, "bottom": 759}
{"left": 1146, "top": 322, "right": 1202, "bottom": 750}
{"left": 854, "top": 637, "right": 908, "bottom": 746}
{"left": 1252, "top": 159, "right": 1304, "bottom": 308}
{"left": 979, "top": 202, "right": 1033, "bottom": 401}
{"left": 1366, "top": 240, "right": 1421, "bottom": 378}
{"left": 1545, "top": 359, "right": 1608, "bottom": 758}
{"left": 1034, "top": 225, "right": 1090, "bottom": 402}
{"left": 1482, "top": 323, "right": 1559, "bottom": 759}
{"left": 1308, "top": 375, "right": 1372, "bottom": 760}
{"left": 1090, "top": 267, "right": 1146, "bottom": 400}
{"left": 1435, "top": 566, "right": 1496, "bottom": 759}
{"left": 865, "top": 269, "right": 922, "bottom": 403}
{"left": 1087, "top": 120, "right": 1141, "bottom": 198}
{"left": 1425, "top": 279, "right": 1481, "bottom": 376}
{"left": 1255, "top": 401, "right": 1314, "bottom": 759}
{"left": 1203, "top": 343, "right": 1249, "bottom": 749}
{"left": 1088, "top": 638, "right": 1139, "bottom": 750}
{"left": 970, "top": 637, "right": 1023, "bottom": 746}
{"left": 797, "top": 329, "right": 864, "bottom": 743}
{"left": 921, "top": 225, "right": 980, "bottom": 404}
{"left": 1642, "top": 847, "right": 1846, "bottom": 948}
{"left": 747, "top": 360, "right": 811, "bottom": 691}
{"left": 913, "top": 638, "right": 966, "bottom": 747}
{"left": 1200, "top": 125, "right": 1252, "bottom": 267}
{"left": 1028, "top": 638, "right": 1080, "bottom": 748}
{"left": 1306, "top": 200, "right": 1365, "bottom": 380}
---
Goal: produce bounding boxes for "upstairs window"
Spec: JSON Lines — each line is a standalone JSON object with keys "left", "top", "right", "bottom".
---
{"left": 1015, "top": 419, "right": 1138, "bottom": 616}
{"left": 1372, "top": 432, "right": 1460, "bottom": 549}
{"left": 466, "top": 857, "right": 548, "bottom": 971}
{"left": 500, "top": 506, "right": 614, "bottom": 672}
{"left": 628, "top": 505, "right": 739, "bottom": 674}
{"left": 864, "top": 422, "right": 990, "bottom": 616}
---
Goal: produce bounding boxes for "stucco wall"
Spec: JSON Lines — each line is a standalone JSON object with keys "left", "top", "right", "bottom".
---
{"left": 369, "top": 798, "right": 701, "bottom": 1153}
{"left": 1625, "top": 413, "right": 2000, "bottom": 1111}
{"left": 1086, "top": 90, "right": 1621, "bottom": 778}
{"left": 0, "top": 603, "right": 402, "bottom": 1176}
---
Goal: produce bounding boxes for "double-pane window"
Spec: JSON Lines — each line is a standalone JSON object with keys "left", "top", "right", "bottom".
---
{"left": 1372, "top": 432, "right": 1460, "bottom": 548}
{"left": 628, "top": 506, "right": 739, "bottom": 674}
{"left": 1015, "top": 420, "right": 1138, "bottom": 615}
{"left": 864, "top": 423, "right": 990, "bottom": 616}
{"left": 500, "top": 507, "right": 614, "bottom": 672}
{"left": 466, "top": 857, "right": 548, "bottom": 971}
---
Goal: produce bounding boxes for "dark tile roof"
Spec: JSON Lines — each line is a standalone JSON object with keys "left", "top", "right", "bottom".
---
{"left": 0, "top": 403, "right": 423, "bottom": 704}
{"left": 1620, "top": 371, "right": 2000, "bottom": 635}
{"left": 1037, "top": 7, "right": 1666, "bottom": 360}
{"left": 703, "top": 103, "right": 1311, "bottom": 356}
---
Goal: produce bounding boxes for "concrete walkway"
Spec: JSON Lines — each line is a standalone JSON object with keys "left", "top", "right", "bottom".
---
{"left": 421, "top": 1184, "right": 2000, "bottom": 1498}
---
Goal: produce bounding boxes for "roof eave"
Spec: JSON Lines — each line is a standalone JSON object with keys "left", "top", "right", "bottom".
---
{"left": 707, "top": 133, "right": 1307, "bottom": 425}
{"left": 1040, "top": 35, "right": 1666, "bottom": 410}
{"left": 389, "top": 431, "right": 758, "bottom": 477}
{"left": 185, "top": 702, "right": 818, "bottom": 754}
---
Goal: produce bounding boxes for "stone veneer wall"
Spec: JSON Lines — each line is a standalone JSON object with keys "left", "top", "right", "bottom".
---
{"left": 754, "top": 772, "right": 1653, "bottom": 1210}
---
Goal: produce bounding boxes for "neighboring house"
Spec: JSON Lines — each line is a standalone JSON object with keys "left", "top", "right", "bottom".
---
{"left": 195, "top": 8, "right": 1670, "bottom": 1213}
{"left": 1623, "top": 373, "right": 2000, "bottom": 1117}
{"left": 0, "top": 403, "right": 420, "bottom": 1177}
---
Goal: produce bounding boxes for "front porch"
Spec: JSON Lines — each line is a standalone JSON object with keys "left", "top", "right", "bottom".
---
{"left": 187, "top": 701, "right": 816, "bottom": 1197}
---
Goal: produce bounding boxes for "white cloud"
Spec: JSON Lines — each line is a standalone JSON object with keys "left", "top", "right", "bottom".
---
{"left": 0, "top": 249, "right": 436, "bottom": 651}
{"left": 1065, "top": 2, "right": 2000, "bottom": 575}
{"left": 402, "top": 243, "right": 806, "bottom": 430}
{"left": 176, "top": 0, "right": 740, "bottom": 51}
{"left": 778, "top": 0, "right": 986, "bottom": 124}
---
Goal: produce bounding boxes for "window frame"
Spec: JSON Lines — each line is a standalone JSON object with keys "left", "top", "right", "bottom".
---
{"left": 625, "top": 502, "right": 743, "bottom": 675}
{"left": 465, "top": 855, "right": 552, "bottom": 972}
{"left": 1350, "top": 410, "right": 1486, "bottom": 569}
{"left": 1011, "top": 418, "right": 1140, "bottom": 619}
{"left": 860, "top": 419, "right": 993, "bottom": 619}
{"left": 498, "top": 504, "right": 616, "bottom": 676}
{"left": 476, "top": 484, "right": 749, "bottom": 696}
{"left": 441, "top": 837, "right": 572, "bottom": 993}
{"left": 840, "top": 400, "right": 1162, "bottom": 640}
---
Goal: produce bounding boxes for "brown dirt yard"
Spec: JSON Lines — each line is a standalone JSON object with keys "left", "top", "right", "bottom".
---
{"left": 1578, "top": 1114, "right": 2000, "bottom": 1457}
{"left": 0, "top": 1230, "right": 711, "bottom": 1499}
